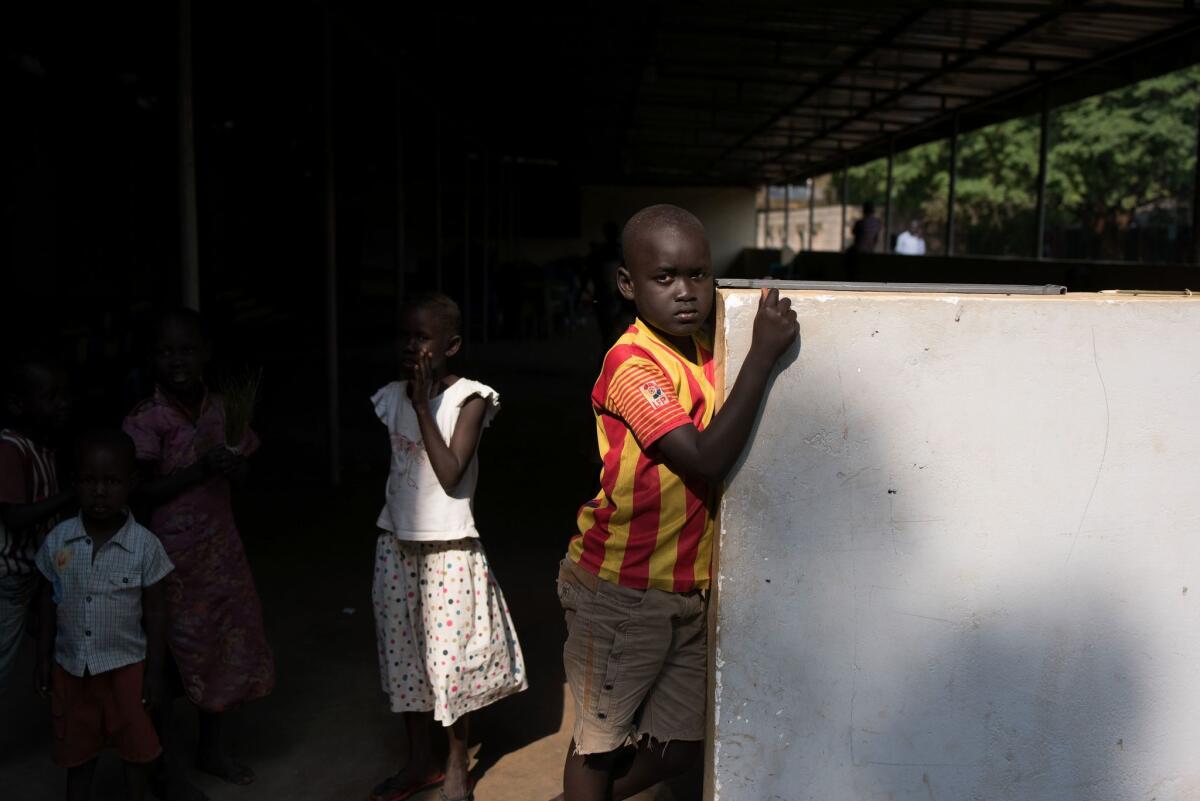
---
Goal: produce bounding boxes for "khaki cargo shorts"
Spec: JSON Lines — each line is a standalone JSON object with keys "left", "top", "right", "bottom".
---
{"left": 557, "top": 559, "right": 708, "bottom": 755}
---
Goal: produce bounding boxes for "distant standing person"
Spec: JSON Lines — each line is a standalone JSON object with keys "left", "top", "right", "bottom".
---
{"left": 849, "top": 201, "right": 881, "bottom": 253}
{"left": 895, "top": 220, "right": 926, "bottom": 255}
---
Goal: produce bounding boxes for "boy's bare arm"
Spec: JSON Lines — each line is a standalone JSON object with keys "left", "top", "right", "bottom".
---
{"left": 0, "top": 491, "right": 77, "bottom": 534}
{"left": 141, "top": 579, "right": 168, "bottom": 709}
{"left": 655, "top": 288, "right": 798, "bottom": 484}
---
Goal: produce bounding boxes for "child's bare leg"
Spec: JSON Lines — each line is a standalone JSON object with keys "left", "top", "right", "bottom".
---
{"left": 125, "top": 761, "right": 151, "bottom": 801}
{"left": 444, "top": 714, "right": 470, "bottom": 799}
{"left": 66, "top": 758, "right": 97, "bottom": 801}
{"left": 562, "top": 742, "right": 620, "bottom": 801}
{"left": 150, "top": 700, "right": 208, "bottom": 801}
{"left": 371, "top": 711, "right": 440, "bottom": 798}
{"left": 197, "top": 710, "right": 254, "bottom": 785}
{"left": 558, "top": 738, "right": 698, "bottom": 801}
{"left": 608, "top": 738, "right": 700, "bottom": 800}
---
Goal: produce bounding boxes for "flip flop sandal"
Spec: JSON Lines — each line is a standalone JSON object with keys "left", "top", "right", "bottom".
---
{"left": 369, "top": 772, "right": 446, "bottom": 801}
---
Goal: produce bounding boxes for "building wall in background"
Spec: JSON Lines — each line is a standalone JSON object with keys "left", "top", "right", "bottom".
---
{"left": 519, "top": 185, "right": 757, "bottom": 275}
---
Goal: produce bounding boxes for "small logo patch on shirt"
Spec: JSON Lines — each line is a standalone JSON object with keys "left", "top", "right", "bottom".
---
{"left": 640, "top": 381, "right": 670, "bottom": 409}
{"left": 54, "top": 547, "right": 72, "bottom": 571}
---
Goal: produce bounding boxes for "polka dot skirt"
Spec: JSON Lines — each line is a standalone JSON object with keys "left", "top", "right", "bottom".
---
{"left": 373, "top": 534, "right": 528, "bottom": 725}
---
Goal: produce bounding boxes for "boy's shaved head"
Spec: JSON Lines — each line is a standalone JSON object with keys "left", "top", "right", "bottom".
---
{"left": 75, "top": 427, "right": 137, "bottom": 472}
{"left": 620, "top": 204, "right": 706, "bottom": 266}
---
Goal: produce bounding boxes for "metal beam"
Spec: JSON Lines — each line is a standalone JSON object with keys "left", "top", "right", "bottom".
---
{"left": 762, "top": 4, "right": 1069, "bottom": 168}
{"left": 707, "top": 8, "right": 929, "bottom": 171}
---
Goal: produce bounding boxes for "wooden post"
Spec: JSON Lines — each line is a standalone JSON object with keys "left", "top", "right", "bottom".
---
{"left": 178, "top": 0, "right": 200, "bottom": 310}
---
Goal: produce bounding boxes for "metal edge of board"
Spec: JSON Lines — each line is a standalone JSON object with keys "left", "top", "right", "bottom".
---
{"left": 716, "top": 279, "right": 1068, "bottom": 295}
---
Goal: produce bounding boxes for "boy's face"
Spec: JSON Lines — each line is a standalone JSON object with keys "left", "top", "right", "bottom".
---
{"left": 617, "top": 225, "right": 714, "bottom": 344}
{"left": 397, "top": 307, "right": 460, "bottom": 378}
{"left": 153, "top": 319, "right": 209, "bottom": 397}
{"left": 76, "top": 444, "right": 134, "bottom": 524}
{"left": 8, "top": 365, "right": 72, "bottom": 440}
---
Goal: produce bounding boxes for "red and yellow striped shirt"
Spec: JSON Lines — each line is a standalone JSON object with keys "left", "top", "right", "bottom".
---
{"left": 569, "top": 319, "right": 718, "bottom": 592}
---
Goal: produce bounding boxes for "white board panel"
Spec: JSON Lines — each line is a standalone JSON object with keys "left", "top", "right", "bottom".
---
{"left": 712, "top": 289, "right": 1200, "bottom": 801}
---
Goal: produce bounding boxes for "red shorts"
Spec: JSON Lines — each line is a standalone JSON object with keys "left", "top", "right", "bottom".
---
{"left": 51, "top": 662, "right": 161, "bottom": 767}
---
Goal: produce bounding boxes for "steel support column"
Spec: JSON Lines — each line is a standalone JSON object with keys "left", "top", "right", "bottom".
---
{"left": 1192, "top": 98, "right": 1200, "bottom": 264}
{"left": 322, "top": 14, "right": 340, "bottom": 486}
{"left": 947, "top": 113, "right": 959, "bottom": 256}
{"left": 783, "top": 183, "right": 791, "bottom": 252}
{"left": 807, "top": 177, "right": 816, "bottom": 251}
{"left": 178, "top": 0, "right": 200, "bottom": 309}
{"left": 1034, "top": 87, "right": 1050, "bottom": 259}
{"left": 884, "top": 139, "right": 895, "bottom": 252}
{"left": 840, "top": 162, "right": 849, "bottom": 251}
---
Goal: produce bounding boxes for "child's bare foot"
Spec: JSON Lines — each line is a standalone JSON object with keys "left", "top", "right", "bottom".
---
{"left": 196, "top": 749, "right": 255, "bottom": 786}
{"left": 440, "top": 762, "right": 472, "bottom": 801}
{"left": 369, "top": 763, "right": 445, "bottom": 801}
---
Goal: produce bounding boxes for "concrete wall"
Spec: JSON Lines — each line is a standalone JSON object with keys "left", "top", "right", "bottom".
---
{"left": 711, "top": 288, "right": 1200, "bottom": 801}
{"left": 519, "top": 185, "right": 757, "bottom": 275}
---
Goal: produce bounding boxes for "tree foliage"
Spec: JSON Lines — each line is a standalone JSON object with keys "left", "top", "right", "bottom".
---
{"left": 826, "top": 64, "right": 1199, "bottom": 260}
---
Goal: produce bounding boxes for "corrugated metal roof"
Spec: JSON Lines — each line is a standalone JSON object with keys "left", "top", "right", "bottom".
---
{"left": 622, "top": 0, "right": 1200, "bottom": 183}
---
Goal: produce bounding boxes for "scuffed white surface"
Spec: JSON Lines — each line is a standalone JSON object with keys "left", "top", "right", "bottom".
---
{"left": 711, "top": 290, "right": 1200, "bottom": 801}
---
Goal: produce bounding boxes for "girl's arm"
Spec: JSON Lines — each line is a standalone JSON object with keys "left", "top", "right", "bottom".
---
{"left": 414, "top": 395, "right": 488, "bottom": 493}
{"left": 410, "top": 351, "right": 489, "bottom": 492}
{"left": 134, "top": 447, "right": 242, "bottom": 505}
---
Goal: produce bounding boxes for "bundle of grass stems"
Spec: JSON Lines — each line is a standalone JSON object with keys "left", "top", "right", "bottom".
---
{"left": 220, "top": 367, "right": 262, "bottom": 451}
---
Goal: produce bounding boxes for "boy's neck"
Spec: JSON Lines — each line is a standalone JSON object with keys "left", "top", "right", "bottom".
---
{"left": 81, "top": 511, "right": 128, "bottom": 548}
{"left": 645, "top": 322, "right": 698, "bottom": 362}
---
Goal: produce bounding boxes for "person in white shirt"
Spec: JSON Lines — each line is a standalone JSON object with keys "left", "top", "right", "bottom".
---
{"left": 895, "top": 219, "right": 927, "bottom": 255}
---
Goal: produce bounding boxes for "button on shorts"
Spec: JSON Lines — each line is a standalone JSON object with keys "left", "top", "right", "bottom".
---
{"left": 557, "top": 559, "right": 708, "bottom": 755}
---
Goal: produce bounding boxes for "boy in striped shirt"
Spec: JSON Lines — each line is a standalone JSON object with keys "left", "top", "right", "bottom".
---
{"left": 557, "top": 204, "right": 799, "bottom": 800}
{"left": 0, "top": 355, "right": 75, "bottom": 691}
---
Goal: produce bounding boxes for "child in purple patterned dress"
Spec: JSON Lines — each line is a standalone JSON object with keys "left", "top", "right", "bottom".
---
{"left": 122, "top": 309, "right": 274, "bottom": 794}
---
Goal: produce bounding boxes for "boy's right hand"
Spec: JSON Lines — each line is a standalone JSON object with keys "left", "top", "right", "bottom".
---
{"left": 750, "top": 287, "right": 800, "bottom": 364}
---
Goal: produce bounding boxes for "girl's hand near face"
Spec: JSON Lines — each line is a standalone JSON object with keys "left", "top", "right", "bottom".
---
{"left": 409, "top": 350, "right": 436, "bottom": 409}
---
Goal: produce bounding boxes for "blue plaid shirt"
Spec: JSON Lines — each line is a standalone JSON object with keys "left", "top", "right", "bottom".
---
{"left": 35, "top": 514, "right": 173, "bottom": 677}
